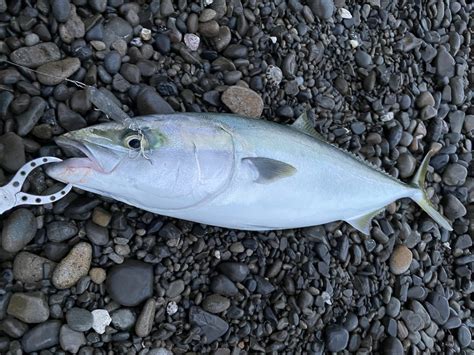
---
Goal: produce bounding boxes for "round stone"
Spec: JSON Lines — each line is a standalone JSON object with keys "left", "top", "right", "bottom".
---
{"left": 1, "top": 208, "right": 37, "bottom": 253}
{"left": 89, "top": 267, "right": 106, "bottom": 284}
{"left": 389, "top": 245, "right": 413, "bottom": 275}
{"left": 221, "top": 86, "right": 264, "bottom": 118}
{"left": 106, "top": 260, "right": 154, "bottom": 306}
{"left": 325, "top": 325, "right": 349, "bottom": 352}
{"left": 66, "top": 308, "right": 93, "bottom": 332}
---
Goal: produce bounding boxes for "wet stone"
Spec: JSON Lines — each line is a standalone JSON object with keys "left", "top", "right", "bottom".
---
{"left": 7, "top": 292, "right": 49, "bottom": 323}
{"left": 13, "top": 252, "right": 56, "bottom": 283}
{"left": 218, "top": 262, "right": 250, "bottom": 282}
{"left": 325, "top": 325, "right": 349, "bottom": 352}
{"left": 66, "top": 308, "right": 93, "bottom": 332}
{"left": 22, "top": 320, "right": 61, "bottom": 353}
{"left": 382, "top": 337, "right": 404, "bottom": 355}
{"left": 189, "top": 307, "right": 229, "bottom": 344}
{"left": 211, "top": 275, "right": 239, "bottom": 297}
{"left": 52, "top": 0, "right": 71, "bottom": 22}
{"left": 106, "top": 260, "right": 154, "bottom": 306}
{"left": 47, "top": 221, "right": 78, "bottom": 242}
{"left": 166, "top": 279, "right": 185, "bottom": 298}
{"left": 37, "top": 58, "right": 81, "bottom": 86}
{"left": 435, "top": 47, "right": 455, "bottom": 78}
{"left": 202, "top": 294, "right": 231, "bottom": 314}
{"left": 0, "top": 132, "right": 25, "bottom": 172}
{"left": 16, "top": 96, "right": 47, "bottom": 136}
{"left": 60, "top": 325, "right": 86, "bottom": 354}
{"left": 135, "top": 298, "right": 156, "bottom": 337}
{"left": 443, "top": 163, "right": 467, "bottom": 186}
{"left": 111, "top": 309, "right": 136, "bottom": 330}
{"left": 308, "top": 0, "right": 335, "bottom": 19}
{"left": 10, "top": 42, "right": 61, "bottom": 68}
{"left": 1, "top": 208, "right": 37, "bottom": 253}
{"left": 425, "top": 292, "right": 450, "bottom": 325}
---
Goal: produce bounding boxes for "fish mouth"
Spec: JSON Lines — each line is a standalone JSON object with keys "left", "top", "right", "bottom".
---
{"left": 54, "top": 136, "right": 105, "bottom": 173}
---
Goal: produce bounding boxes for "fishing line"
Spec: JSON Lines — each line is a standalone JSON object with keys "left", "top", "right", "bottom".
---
{"left": 1, "top": 58, "right": 153, "bottom": 159}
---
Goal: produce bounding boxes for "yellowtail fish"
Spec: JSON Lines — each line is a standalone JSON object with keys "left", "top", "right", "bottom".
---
{"left": 46, "top": 112, "right": 452, "bottom": 234}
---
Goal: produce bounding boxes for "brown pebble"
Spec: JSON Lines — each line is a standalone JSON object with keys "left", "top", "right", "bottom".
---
{"left": 389, "top": 245, "right": 413, "bottom": 275}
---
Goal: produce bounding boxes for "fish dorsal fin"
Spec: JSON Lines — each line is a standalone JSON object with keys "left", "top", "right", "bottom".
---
{"left": 291, "top": 111, "right": 326, "bottom": 141}
{"left": 242, "top": 157, "right": 297, "bottom": 184}
{"left": 345, "top": 208, "right": 385, "bottom": 235}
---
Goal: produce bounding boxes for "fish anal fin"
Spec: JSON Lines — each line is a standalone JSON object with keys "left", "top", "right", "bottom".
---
{"left": 242, "top": 157, "right": 296, "bottom": 184}
{"left": 345, "top": 208, "right": 385, "bottom": 235}
{"left": 291, "top": 111, "right": 326, "bottom": 141}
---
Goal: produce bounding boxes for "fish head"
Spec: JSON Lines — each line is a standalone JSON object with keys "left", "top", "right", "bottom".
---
{"left": 46, "top": 115, "right": 235, "bottom": 210}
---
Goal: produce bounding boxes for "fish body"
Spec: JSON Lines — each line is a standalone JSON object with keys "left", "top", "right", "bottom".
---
{"left": 46, "top": 113, "right": 452, "bottom": 234}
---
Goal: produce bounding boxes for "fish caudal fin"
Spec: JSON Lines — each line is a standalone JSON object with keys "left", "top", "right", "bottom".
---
{"left": 409, "top": 149, "right": 453, "bottom": 231}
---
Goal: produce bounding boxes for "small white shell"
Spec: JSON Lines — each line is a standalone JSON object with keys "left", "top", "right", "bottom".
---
{"left": 266, "top": 65, "right": 283, "bottom": 86}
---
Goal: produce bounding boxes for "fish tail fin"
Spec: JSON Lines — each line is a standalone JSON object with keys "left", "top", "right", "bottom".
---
{"left": 409, "top": 149, "right": 453, "bottom": 231}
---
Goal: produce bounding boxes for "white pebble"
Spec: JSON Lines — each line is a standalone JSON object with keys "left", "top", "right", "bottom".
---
{"left": 166, "top": 301, "right": 178, "bottom": 315}
{"left": 203, "top": 0, "right": 214, "bottom": 6}
{"left": 339, "top": 8, "right": 353, "bottom": 19}
{"left": 349, "top": 40, "right": 359, "bottom": 48}
{"left": 140, "top": 28, "right": 152, "bottom": 41}
{"left": 184, "top": 33, "right": 200, "bottom": 51}
{"left": 214, "top": 250, "right": 221, "bottom": 259}
{"left": 270, "top": 36, "right": 277, "bottom": 44}
{"left": 91, "top": 309, "right": 111, "bottom": 334}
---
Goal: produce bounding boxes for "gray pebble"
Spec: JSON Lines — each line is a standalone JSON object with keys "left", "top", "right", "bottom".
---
{"left": 1, "top": 208, "right": 37, "bottom": 253}
{"left": 15, "top": 96, "right": 47, "bottom": 136}
{"left": 210, "top": 275, "right": 238, "bottom": 297}
{"left": 13, "top": 251, "right": 56, "bottom": 283}
{"left": 59, "top": 325, "right": 86, "bottom": 354}
{"left": 104, "top": 51, "right": 122, "bottom": 75}
{"left": 22, "top": 320, "right": 61, "bottom": 353}
{"left": 7, "top": 292, "right": 49, "bottom": 323}
{"left": 443, "top": 163, "right": 467, "bottom": 186}
{"left": 435, "top": 47, "right": 455, "bottom": 78}
{"left": 166, "top": 279, "right": 185, "bottom": 298}
{"left": 457, "top": 325, "right": 471, "bottom": 348}
{"left": 443, "top": 195, "right": 466, "bottom": 220}
{"left": 189, "top": 307, "right": 229, "bottom": 344}
{"left": 202, "top": 294, "right": 231, "bottom": 314}
{"left": 382, "top": 337, "right": 404, "bottom": 355}
{"left": 0, "top": 132, "right": 25, "bottom": 172}
{"left": 111, "top": 309, "right": 136, "bottom": 330}
{"left": 355, "top": 50, "right": 373, "bottom": 68}
{"left": 325, "top": 325, "right": 349, "bottom": 352}
{"left": 47, "top": 221, "right": 78, "bottom": 242}
{"left": 106, "top": 260, "right": 154, "bottom": 306}
{"left": 66, "top": 308, "right": 93, "bottom": 332}
{"left": 308, "top": 0, "right": 335, "bottom": 19}
{"left": 135, "top": 298, "right": 156, "bottom": 337}
{"left": 10, "top": 42, "right": 61, "bottom": 68}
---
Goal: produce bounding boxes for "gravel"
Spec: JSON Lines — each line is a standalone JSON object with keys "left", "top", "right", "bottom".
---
{"left": 0, "top": 0, "right": 472, "bottom": 353}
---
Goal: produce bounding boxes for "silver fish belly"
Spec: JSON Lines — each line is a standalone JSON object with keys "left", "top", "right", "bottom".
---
{"left": 46, "top": 112, "right": 452, "bottom": 234}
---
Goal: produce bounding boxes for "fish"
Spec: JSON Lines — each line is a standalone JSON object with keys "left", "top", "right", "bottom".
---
{"left": 46, "top": 112, "right": 453, "bottom": 234}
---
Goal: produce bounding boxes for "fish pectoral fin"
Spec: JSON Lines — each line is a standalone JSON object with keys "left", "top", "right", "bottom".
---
{"left": 242, "top": 157, "right": 297, "bottom": 184}
{"left": 345, "top": 208, "right": 385, "bottom": 235}
{"left": 290, "top": 111, "right": 326, "bottom": 141}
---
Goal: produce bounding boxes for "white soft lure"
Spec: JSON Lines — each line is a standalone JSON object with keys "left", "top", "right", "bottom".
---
{"left": 46, "top": 112, "right": 453, "bottom": 235}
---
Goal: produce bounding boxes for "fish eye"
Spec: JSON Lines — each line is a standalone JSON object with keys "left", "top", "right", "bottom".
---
{"left": 124, "top": 135, "right": 142, "bottom": 149}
